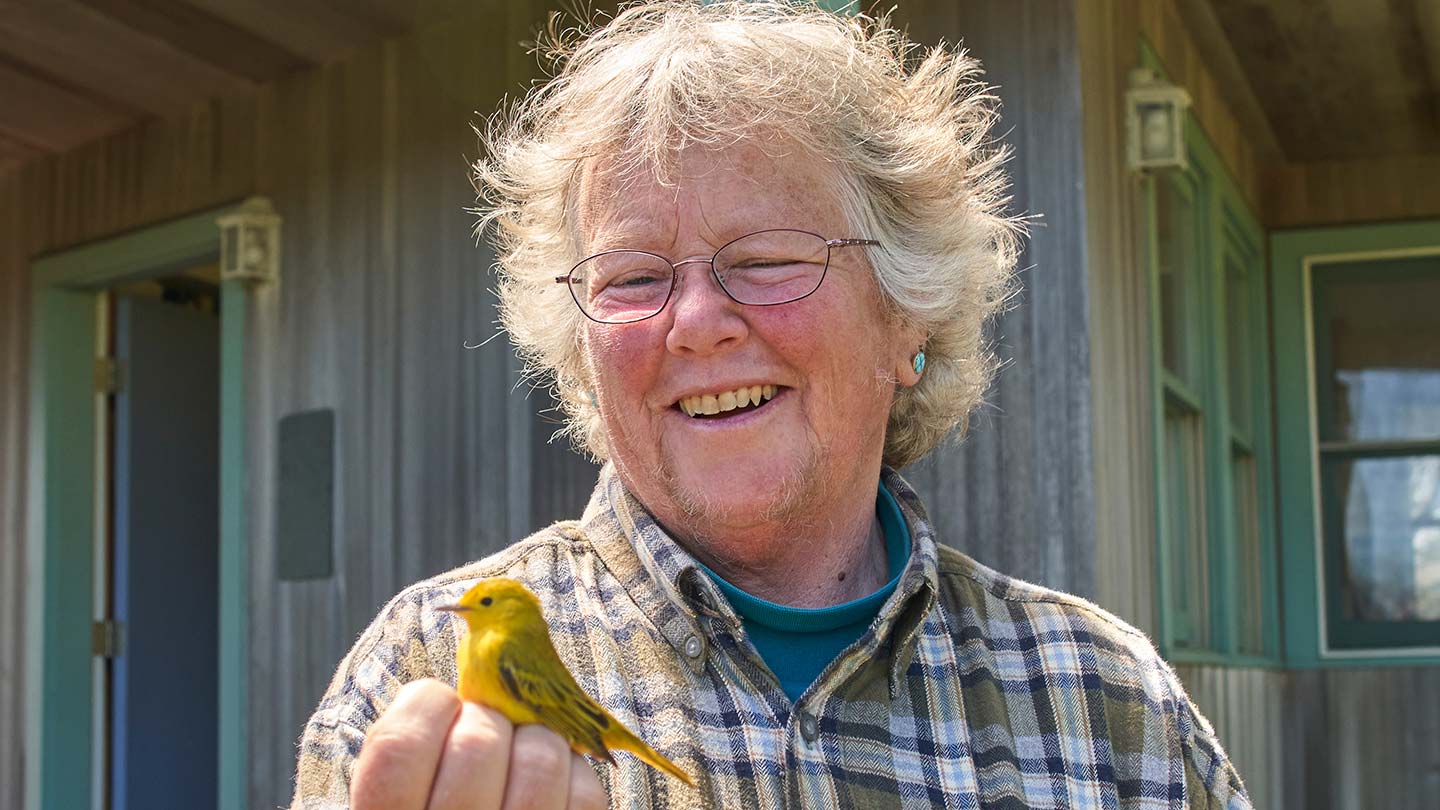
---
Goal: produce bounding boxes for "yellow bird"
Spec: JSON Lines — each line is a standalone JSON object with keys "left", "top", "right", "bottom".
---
{"left": 437, "top": 578, "right": 694, "bottom": 787}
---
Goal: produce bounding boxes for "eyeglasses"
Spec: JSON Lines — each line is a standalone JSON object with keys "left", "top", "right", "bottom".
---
{"left": 554, "top": 228, "right": 880, "bottom": 324}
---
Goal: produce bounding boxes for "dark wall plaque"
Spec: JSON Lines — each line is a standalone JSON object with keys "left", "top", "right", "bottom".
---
{"left": 276, "top": 408, "right": 335, "bottom": 580}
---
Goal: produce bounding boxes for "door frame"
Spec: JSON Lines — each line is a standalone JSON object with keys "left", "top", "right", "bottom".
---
{"left": 27, "top": 202, "right": 257, "bottom": 810}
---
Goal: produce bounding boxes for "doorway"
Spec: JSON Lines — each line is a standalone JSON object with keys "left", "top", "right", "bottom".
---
{"left": 27, "top": 203, "right": 255, "bottom": 810}
{"left": 98, "top": 271, "right": 221, "bottom": 810}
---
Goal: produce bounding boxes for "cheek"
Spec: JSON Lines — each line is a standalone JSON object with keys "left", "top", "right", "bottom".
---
{"left": 584, "top": 325, "right": 661, "bottom": 399}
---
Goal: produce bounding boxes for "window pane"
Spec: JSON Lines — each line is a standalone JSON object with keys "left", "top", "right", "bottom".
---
{"left": 1155, "top": 180, "right": 1197, "bottom": 382}
{"left": 1313, "top": 263, "right": 1440, "bottom": 442}
{"left": 1225, "top": 255, "right": 1253, "bottom": 436}
{"left": 1165, "top": 403, "right": 1210, "bottom": 648}
{"left": 1232, "top": 448, "right": 1266, "bottom": 654}
{"left": 1326, "top": 455, "right": 1440, "bottom": 622}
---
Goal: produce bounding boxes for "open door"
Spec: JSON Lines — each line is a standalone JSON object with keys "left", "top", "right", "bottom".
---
{"left": 108, "top": 291, "right": 220, "bottom": 810}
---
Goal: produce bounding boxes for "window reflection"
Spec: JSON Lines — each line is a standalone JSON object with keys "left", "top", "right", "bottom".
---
{"left": 1335, "top": 456, "right": 1440, "bottom": 621}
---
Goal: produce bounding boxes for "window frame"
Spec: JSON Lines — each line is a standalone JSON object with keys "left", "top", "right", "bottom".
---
{"left": 1140, "top": 42, "right": 1281, "bottom": 668}
{"left": 1272, "top": 222, "right": 1440, "bottom": 666}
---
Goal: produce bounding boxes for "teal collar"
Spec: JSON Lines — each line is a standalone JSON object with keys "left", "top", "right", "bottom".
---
{"left": 698, "top": 483, "right": 910, "bottom": 631}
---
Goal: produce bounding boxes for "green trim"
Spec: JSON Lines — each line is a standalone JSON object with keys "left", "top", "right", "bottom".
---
{"left": 218, "top": 278, "right": 249, "bottom": 810}
{"left": 26, "top": 287, "right": 98, "bottom": 810}
{"left": 27, "top": 204, "right": 253, "bottom": 810}
{"left": 1141, "top": 36, "right": 1282, "bottom": 668}
{"left": 1271, "top": 219, "right": 1440, "bottom": 667}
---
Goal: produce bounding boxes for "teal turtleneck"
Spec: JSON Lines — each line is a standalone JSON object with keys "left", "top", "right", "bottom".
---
{"left": 697, "top": 485, "right": 910, "bottom": 701}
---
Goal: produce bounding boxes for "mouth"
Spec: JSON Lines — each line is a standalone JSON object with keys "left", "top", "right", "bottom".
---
{"left": 675, "top": 384, "right": 780, "bottom": 419}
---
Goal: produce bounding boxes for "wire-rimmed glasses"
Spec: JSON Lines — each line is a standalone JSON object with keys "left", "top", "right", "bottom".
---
{"left": 554, "top": 228, "right": 880, "bottom": 324}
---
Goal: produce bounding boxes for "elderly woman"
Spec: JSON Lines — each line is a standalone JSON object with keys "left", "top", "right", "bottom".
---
{"left": 293, "top": 3, "right": 1250, "bottom": 808}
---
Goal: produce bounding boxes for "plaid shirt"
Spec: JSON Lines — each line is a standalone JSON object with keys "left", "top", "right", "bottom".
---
{"left": 292, "top": 465, "right": 1251, "bottom": 809}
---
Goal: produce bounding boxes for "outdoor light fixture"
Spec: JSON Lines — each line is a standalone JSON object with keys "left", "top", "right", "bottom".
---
{"left": 1125, "top": 67, "right": 1191, "bottom": 172}
{"left": 217, "top": 196, "right": 281, "bottom": 285}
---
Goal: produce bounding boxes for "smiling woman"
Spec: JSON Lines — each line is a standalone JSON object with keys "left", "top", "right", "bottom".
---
{"left": 291, "top": 3, "right": 1253, "bottom": 809}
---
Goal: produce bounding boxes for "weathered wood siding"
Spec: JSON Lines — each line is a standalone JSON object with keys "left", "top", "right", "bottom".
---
{"left": 892, "top": 1, "right": 1097, "bottom": 599}
{"left": 1266, "top": 154, "right": 1440, "bottom": 228}
{"left": 243, "top": 6, "right": 577, "bottom": 806}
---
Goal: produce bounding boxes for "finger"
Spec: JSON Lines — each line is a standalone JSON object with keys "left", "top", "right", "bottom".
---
{"left": 351, "top": 679, "right": 461, "bottom": 810}
{"left": 426, "top": 702, "right": 514, "bottom": 810}
{"left": 565, "top": 754, "right": 607, "bottom": 810}
{"left": 501, "top": 724, "right": 571, "bottom": 810}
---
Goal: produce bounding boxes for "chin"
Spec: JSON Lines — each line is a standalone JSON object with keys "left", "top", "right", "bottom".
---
{"left": 662, "top": 449, "right": 821, "bottom": 531}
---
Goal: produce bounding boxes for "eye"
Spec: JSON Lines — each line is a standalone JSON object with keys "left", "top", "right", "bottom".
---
{"left": 481, "top": 596, "right": 493, "bottom": 607}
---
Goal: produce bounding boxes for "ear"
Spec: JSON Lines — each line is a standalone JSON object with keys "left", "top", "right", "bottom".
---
{"left": 891, "top": 324, "right": 928, "bottom": 388}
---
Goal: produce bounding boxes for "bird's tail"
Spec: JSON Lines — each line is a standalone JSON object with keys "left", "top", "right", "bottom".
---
{"left": 605, "top": 726, "right": 695, "bottom": 787}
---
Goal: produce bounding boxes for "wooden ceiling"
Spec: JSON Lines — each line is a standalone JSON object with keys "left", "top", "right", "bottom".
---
{"left": 0, "top": 0, "right": 431, "bottom": 175}
{"left": 1207, "top": 0, "right": 1440, "bottom": 162}
{"left": 3, "top": 1, "right": 1436, "bottom": 175}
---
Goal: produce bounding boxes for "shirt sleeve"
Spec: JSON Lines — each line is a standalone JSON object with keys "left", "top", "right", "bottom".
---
{"left": 289, "top": 587, "right": 451, "bottom": 809}
{"left": 1170, "top": 672, "right": 1254, "bottom": 810}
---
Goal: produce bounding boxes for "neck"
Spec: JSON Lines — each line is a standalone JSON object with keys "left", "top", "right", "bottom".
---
{"left": 655, "top": 479, "right": 890, "bottom": 608}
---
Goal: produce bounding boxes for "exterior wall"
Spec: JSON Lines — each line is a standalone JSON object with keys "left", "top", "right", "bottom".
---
{"left": 1267, "top": 154, "right": 1440, "bottom": 228}
{"left": 893, "top": 1, "right": 1097, "bottom": 599}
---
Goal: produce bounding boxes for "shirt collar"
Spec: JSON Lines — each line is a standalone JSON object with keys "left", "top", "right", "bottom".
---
{"left": 581, "top": 462, "right": 942, "bottom": 682}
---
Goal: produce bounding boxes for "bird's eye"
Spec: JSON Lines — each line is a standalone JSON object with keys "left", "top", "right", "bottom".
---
{"left": 481, "top": 596, "right": 493, "bottom": 607}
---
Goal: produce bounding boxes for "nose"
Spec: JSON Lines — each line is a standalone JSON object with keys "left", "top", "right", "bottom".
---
{"left": 663, "top": 259, "right": 748, "bottom": 356}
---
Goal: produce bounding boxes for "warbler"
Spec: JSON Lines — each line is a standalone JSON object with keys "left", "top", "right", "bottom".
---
{"left": 437, "top": 577, "right": 695, "bottom": 786}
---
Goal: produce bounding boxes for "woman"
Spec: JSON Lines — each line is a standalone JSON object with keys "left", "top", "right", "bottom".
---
{"left": 293, "top": 3, "right": 1251, "bottom": 808}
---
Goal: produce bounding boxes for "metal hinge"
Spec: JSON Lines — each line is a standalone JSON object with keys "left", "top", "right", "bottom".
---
{"left": 91, "top": 619, "right": 123, "bottom": 658}
{"left": 94, "top": 357, "right": 123, "bottom": 395}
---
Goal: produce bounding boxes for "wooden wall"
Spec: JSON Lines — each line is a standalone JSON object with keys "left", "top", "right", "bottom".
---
{"left": 1267, "top": 154, "right": 1440, "bottom": 229}
{"left": 893, "top": 1, "right": 1097, "bottom": 599}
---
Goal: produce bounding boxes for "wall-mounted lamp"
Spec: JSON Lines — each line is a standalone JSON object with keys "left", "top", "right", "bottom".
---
{"left": 217, "top": 196, "right": 281, "bottom": 285}
{"left": 1125, "top": 67, "right": 1191, "bottom": 172}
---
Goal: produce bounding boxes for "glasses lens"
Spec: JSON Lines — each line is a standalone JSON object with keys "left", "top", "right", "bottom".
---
{"left": 714, "top": 230, "right": 829, "bottom": 305}
{"left": 569, "top": 251, "right": 674, "bottom": 323}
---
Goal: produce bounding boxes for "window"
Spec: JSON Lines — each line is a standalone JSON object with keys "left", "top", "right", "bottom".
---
{"left": 1273, "top": 224, "right": 1440, "bottom": 664}
{"left": 1313, "top": 258, "right": 1440, "bottom": 650}
{"left": 1144, "top": 90, "right": 1279, "bottom": 664}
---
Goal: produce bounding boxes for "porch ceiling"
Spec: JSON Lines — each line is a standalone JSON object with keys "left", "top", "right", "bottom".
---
{"left": 0, "top": 0, "right": 426, "bottom": 175}
{"left": 1206, "top": 0, "right": 1440, "bottom": 161}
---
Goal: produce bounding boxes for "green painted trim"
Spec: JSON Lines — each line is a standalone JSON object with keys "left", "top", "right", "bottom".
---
{"left": 1271, "top": 219, "right": 1440, "bottom": 667}
{"left": 218, "top": 279, "right": 249, "bottom": 810}
{"left": 1167, "top": 650, "right": 1283, "bottom": 670}
{"left": 26, "top": 288, "right": 98, "bottom": 810}
{"left": 31, "top": 208, "right": 231, "bottom": 287}
{"left": 27, "top": 202, "right": 252, "bottom": 810}
{"left": 1140, "top": 34, "right": 1278, "bottom": 664}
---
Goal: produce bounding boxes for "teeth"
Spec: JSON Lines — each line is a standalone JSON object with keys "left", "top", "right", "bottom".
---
{"left": 679, "top": 385, "right": 778, "bottom": 417}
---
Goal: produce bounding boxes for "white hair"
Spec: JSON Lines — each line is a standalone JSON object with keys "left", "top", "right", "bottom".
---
{"left": 474, "top": 0, "right": 1021, "bottom": 468}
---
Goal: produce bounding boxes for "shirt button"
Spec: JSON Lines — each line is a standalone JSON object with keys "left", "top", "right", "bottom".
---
{"left": 799, "top": 711, "right": 818, "bottom": 743}
{"left": 684, "top": 634, "right": 703, "bottom": 659}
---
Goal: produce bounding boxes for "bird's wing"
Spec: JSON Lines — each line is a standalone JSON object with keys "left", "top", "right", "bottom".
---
{"left": 495, "top": 640, "right": 614, "bottom": 761}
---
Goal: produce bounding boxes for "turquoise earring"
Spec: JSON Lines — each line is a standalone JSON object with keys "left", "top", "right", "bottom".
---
{"left": 912, "top": 351, "right": 926, "bottom": 376}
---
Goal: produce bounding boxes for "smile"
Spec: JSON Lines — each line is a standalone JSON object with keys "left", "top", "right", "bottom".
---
{"left": 676, "top": 384, "right": 779, "bottom": 418}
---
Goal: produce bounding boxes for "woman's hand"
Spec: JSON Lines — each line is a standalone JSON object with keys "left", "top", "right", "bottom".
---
{"left": 350, "top": 679, "right": 607, "bottom": 810}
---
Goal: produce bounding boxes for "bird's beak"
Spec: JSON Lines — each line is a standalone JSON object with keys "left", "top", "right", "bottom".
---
{"left": 436, "top": 604, "right": 470, "bottom": 614}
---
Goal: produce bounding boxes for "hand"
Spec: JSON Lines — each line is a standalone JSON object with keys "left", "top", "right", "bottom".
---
{"left": 351, "top": 679, "right": 607, "bottom": 810}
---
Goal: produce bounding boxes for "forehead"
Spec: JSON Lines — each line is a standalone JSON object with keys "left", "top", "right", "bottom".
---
{"left": 575, "top": 141, "right": 848, "bottom": 251}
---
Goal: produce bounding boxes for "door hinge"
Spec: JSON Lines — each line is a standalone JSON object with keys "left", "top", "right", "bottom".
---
{"left": 94, "top": 357, "right": 123, "bottom": 395}
{"left": 91, "top": 619, "right": 123, "bottom": 658}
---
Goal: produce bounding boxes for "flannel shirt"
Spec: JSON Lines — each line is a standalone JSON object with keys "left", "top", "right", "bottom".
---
{"left": 292, "top": 464, "right": 1252, "bottom": 809}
